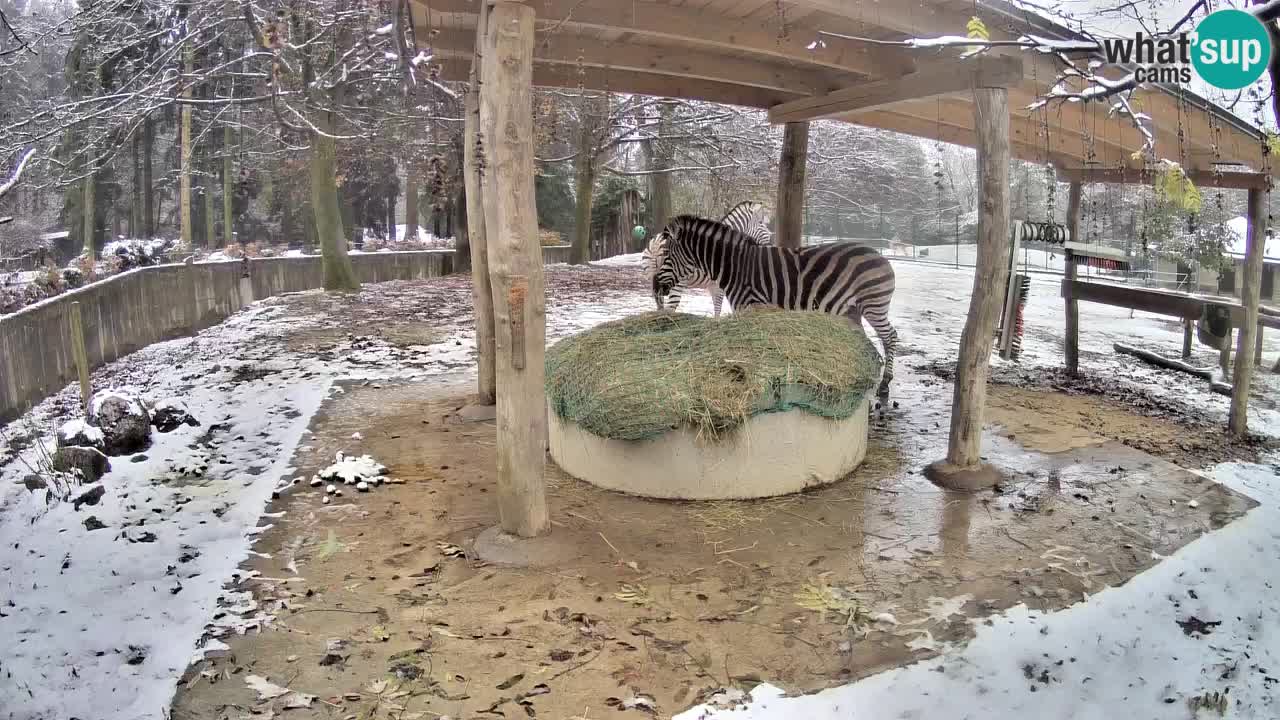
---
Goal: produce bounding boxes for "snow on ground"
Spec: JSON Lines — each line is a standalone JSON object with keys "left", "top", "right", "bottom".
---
{"left": 360, "top": 224, "right": 453, "bottom": 248}
{"left": 0, "top": 258, "right": 1278, "bottom": 720}
{"left": 677, "top": 460, "right": 1280, "bottom": 720}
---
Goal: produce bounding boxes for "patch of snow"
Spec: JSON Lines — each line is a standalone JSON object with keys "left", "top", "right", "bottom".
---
{"left": 89, "top": 388, "right": 147, "bottom": 420}
{"left": 593, "top": 252, "right": 646, "bottom": 268}
{"left": 57, "top": 419, "right": 103, "bottom": 444}
{"left": 315, "top": 452, "right": 386, "bottom": 485}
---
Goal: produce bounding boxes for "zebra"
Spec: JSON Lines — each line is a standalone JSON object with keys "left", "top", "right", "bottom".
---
{"left": 641, "top": 201, "right": 771, "bottom": 316}
{"left": 649, "top": 215, "right": 898, "bottom": 398}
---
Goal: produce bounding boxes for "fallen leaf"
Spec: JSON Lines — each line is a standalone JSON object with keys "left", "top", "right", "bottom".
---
{"left": 496, "top": 673, "right": 524, "bottom": 690}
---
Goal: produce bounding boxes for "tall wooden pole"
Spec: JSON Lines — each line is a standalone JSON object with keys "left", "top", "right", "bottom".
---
{"left": 479, "top": 1, "right": 549, "bottom": 537}
{"left": 775, "top": 121, "right": 809, "bottom": 249}
{"left": 1229, "top": 187, "right": 1267, "bottom": 436}
{"left": 465, "top": 0, "right": 496, "bottom": 406}
{"left": 926, "top": 86, "right": 1010, "bottom": 490}
{"left": 1063, "top": 181, "right": 1082, "bottom": 375}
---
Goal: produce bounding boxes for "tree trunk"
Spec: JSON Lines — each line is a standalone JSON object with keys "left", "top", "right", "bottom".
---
{"left": 405, "top": 168, "right": 418, "bottom": 243}
{"left": 775, "top": 120, "right": 809, "bottom": 249}
{"left": 142, "top": 116, "right": 154, "bottom": 238}
{"left": 387, "top": 181, "right": 397, "bottom": 242}
{"left": 131, "top": 131, "right": 141, "bottom": 238}
{"left": 1230, "top": 187, "right": 1267, "bottom": 436}
{"left": 646, "top": 101, "right": 673, "bottom": 231}
{"left": 223, "top": 125, "right": 234, "bottom": 247}
{"left": 179, "top": 43, "right": 193, "bottom": 248}
{"left": 310, "top": 112, "right": 359, "bottom": 291}
{"left": 929, "top": 86, "right": 1010, "bottom": 487}
{"left": 82, "top": 171, "right": 96, "bottom": 259}
{"left": 571, "top": 143, "right": 595, "bottom": 264}
{"left": 204, "top": 171, "right": 216, "bottom": 248}
{"left": 479, "top": 1, "right": 549, "bottom": 537}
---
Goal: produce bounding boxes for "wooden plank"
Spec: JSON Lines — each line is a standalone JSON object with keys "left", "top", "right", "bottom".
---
{"left": 1062, "top": 240, "right": 1128, "bottom": 262}
{"left": 418, "top": 0, "right": 907, "bottom": 78}
{"left": 464, "top": 2, "right": 495, "bottom": 405}
{"left": 479, "top": 2, "right": 549, "bottom": 537}
{"left": 429, "top": 28, "right": 840, "bottom": 96}
{"left": 1064, "top": 279, "right": 1205, "bottom": 319}
{"left": 435, "top": 57, "right": 799, "bottom": 109}
{"left": 1230, "top": 187, "right": 1267, "bottom": 437}
{"left": 1064, "top": 182, "right": 1081, "bottom": 375}
{"left": 943, "top": 85, "right": 1011, "bottom": 471}
{"left": 769, "top": 56, "right": 1023, "bottom": 124}
{"left": 1058, "top": 167, "right": 1272, "bottom": 190}
{"left": 69, "top": 301, "right": 91, "bottom": 416}
{"left": 775, "top": 121, "right": 808, "bottom": 249}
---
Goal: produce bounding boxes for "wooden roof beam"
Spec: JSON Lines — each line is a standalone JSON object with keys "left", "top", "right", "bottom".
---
{"left": 428, "top": 28, "right": 842, "bottom": 96}
{"left": 1057, "top": 167, "right": 1272, "bottom": 190}
{"left": 768, "top": 56, "right": 1023, "bottom": 124}
{"left": 434, "top": 57, "right": 803, "bottom": 110}
{"left": 416, "top": 0, "right": 909, "bottom": 79}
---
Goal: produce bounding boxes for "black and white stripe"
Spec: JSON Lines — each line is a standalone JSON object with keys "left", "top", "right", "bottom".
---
{"left": 651, "top": 215, "right": 898, "bottom": 397}
{"left": 642, "top": 201, "right": 771, "bottom": 316}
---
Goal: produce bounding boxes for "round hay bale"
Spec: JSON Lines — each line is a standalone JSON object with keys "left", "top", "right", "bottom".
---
{"left": 545, "top": 310, "right": 882, "bottom": 500}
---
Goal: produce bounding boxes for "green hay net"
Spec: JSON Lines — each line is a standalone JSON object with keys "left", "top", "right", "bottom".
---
{"left": 545, "top": 310, "right": 883, "bottom": 442}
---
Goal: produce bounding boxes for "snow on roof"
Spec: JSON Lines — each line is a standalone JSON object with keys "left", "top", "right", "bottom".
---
{"left": 1224, "top": 216, "right": 1280, "bottom": 261}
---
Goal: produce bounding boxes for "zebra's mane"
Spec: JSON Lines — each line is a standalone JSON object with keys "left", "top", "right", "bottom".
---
{"left": 669, "top": 215, "right": 757, "bottom": 247}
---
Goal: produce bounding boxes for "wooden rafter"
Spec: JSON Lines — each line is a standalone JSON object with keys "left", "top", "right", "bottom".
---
{"left": 428, "top": 28, "right": 841, "bottom": 96}
{"left": 768, "top": 56, "right": 1023, "bottom": 124}
{"left": 417, "top": 0, "right": 909, "bottom": 79}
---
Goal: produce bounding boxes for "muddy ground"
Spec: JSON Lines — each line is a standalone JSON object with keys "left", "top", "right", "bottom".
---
{"left": 171, "top": 362, "right": 1255, "bottom": 720}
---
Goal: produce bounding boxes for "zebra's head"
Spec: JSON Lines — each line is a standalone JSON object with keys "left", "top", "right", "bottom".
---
{"left": 649, "top": 223, "right": 687, "bottom": 309}
{"left": 643, "top": 232, "right": 673, "bottom": 308}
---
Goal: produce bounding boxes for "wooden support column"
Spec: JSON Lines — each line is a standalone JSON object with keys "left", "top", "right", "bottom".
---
{"left": 1064, "top": 181, "right": 1082, "bottom": 375}
{"left": 464, "top": 0, "right": 496, "bottom": 406}
{"left": 775, "top": 121, "right": 808, "bottom": 249}
{"left": 1229, "top": 187, "right": 1267, "bottom": 437}
{"left": 925, "top": 86, "right": 1010, "bottom": 490}
{"left": 1182, "top": 318, "right": 1194, "bottom": 360}
{"left": 479, "top": 1, "right": 549, "bottom": 537}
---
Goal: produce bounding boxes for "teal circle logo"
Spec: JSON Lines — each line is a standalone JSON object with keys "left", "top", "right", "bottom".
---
{"left": 1192, "top": 9, "right": 1272, "bottom": 90}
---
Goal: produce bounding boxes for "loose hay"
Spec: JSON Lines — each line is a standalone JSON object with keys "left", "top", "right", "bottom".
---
{"left": 545, "top": 310, "right": 882, "bottom": 441}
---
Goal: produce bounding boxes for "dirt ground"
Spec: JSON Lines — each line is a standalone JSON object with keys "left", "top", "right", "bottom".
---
{"left": 171, "top": 375, "right": 1255, "bottom": 720}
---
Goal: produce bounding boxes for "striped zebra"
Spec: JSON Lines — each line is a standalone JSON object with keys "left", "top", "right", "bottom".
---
{"left": 641, "top": 201, "right": 771, "bottom": 316}
{"left": 650, "top": 215, "right": 898, "bottom": 398}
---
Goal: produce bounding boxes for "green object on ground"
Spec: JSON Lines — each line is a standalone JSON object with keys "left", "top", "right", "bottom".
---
{"left": 545, "top": 310, "right": 882, "bottom": 442}
{"left": 632, "top": 225, "right": 647, "bottom": 241}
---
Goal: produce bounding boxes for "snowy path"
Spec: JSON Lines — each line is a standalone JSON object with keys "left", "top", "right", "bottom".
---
{"left": 0, "top": 256, "right": 1277, "bottom": 720}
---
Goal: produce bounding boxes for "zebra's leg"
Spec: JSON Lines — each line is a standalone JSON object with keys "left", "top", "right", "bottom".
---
{"left": 855, "top": 306, "right": 898, "bottom": 398}
{"left": 710, "top": 286, "right": 724, "bottom": 317}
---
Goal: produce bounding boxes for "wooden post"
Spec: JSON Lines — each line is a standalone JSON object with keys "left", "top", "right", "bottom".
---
{"left": 464, "top": 0, "right": 496, "bottom": 405}
{"left": 775, "top": 120, "right": 809, "bottom": 249}
{"left": 185, "top": 256, "right": 199, "bottom": 331}
{"left": 1064, "top": 181, "right": 1082, "bottom": 375}
{"left": 1182, "top": 318, "right": 1194, "bottom": 359}
{"left": 479, "top": 1, "right": 549, "bottom": 538}
{"left": 69, "top": 301, "right": 91, "bottom": 416}
{"left": 925, "top": 86, "right": 1010, "bottom": 490}
{"left": 1255, "top": 325, "right": 1264, "bottom": 365}
{"left": 1229, "top": 187, "right": 1267, "bottom": 436}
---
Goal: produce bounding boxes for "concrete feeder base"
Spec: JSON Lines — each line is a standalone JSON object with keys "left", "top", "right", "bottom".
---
{"left": 548, "top": 397, "right": 870, "bottom": 500}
